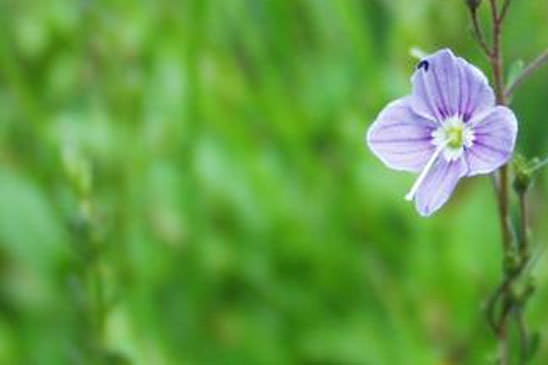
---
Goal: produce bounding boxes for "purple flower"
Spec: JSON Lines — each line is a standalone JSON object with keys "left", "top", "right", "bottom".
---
{"left": 367, "top": 49, "right": 518, "bottom": 216}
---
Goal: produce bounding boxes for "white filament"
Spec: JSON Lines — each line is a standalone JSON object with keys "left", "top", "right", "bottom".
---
{"left": 405, "top": 115, "right": 476, "bottom": 202}
{"left": 405, "top": 141, "right": 448, "bottom": 201}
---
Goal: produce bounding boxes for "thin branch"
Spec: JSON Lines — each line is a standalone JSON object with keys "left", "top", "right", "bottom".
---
{"left": 469, "top": 9, "right": 492, "bottom": 56}
{"left": 486, "top": 275, "right": 511, "bottom": 333}
{"left": 498, "top": 299, "right": 511, "bottom": 365}
{"left": 516, "top": 190, "right": 532, "bottom": 363}
{"left": 499, "top": 0, "right": 512, "bottom": 22}
{"left": 518, "top": 192, "right": 529, "bottom": 260}
{"left": 496, "top": 167, "right": 514, "bottom": 251}
{"left": 488, "top": 0, "right": 513, "bottom": 251}
{"left": 489, "top": 0, "right": 506, "bottom": 103}
{"left": 485, "top": 265, "right": 524, "bottom": 334}
{"left": 516, "top": 308, "right": 529, "bottom": 364}
{"left": 489, "top": 0, "right": 499, "bottom": 24}
{"left": 483, "top": 7, "right": 515, "bottom": 360}
{"left": 506, "top": 48, "right": 548, "bottom": 98}
{"left": 524, "top": 242, "right": 546, "bottom": 277}
{"left": 530, "top": 155, "right": 548, "bottom": 173}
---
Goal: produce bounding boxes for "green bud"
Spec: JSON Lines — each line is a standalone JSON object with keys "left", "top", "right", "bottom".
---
{"left": 467, "top": 0, "right": 482, "bottom": 9}
{"left": 513, "top": 154, "right": 536, "bottom": 194}
{"left": 465, "top": 0, "right": 482, "bottom": 11}
{"left": 513, "top": 170, "right": 531, "bottom": 195}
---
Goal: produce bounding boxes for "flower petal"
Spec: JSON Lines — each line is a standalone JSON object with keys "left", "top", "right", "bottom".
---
{"left": 367, "top": 97, "right": 437, "bottom": 172}
{"left": 466, "top": 106, "right": 518, "bottom": 176}
{"left": 410, "top": 49, "right": 495, "bottom": 121}
{"left": 455, "top": 57, "right": 496, "bottom": 121}
{"left": 414, "top": 157, "right": 468, "bottom": 216}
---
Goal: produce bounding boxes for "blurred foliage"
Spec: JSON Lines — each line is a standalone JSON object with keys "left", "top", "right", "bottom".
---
{"left": 1, "top": 0, "right": 548, "bottom": 364}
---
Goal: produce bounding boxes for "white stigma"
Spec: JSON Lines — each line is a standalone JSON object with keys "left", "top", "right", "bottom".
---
{"left": 405, "top": 116, "right": 474, "bottom": 201}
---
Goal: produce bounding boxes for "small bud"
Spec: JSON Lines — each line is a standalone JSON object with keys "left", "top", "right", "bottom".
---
{"left": 513, "top": 169, "right": 531, "bottom": 195}
{"left": 465, "top": 0, "right": 482, "bottom": 11}
{"left": 513, "top": 154, "right": 535, "bottom": 194}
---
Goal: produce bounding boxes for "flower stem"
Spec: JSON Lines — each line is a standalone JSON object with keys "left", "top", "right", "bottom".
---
{"left": 499, "top": 0, "right": 512, "bottom": 22}
{"left": 496, "top": 166, "right": 512, "bottom": 251}
{"left": 516, "top": 307, "right": 529, "bottom": 364}
{"left": 518, "top": 191, "right": 529, "bottom": 260}
{"left": 469, "top": 8, "right": 491, "bottom": 57}
{"left": 530, "top": 155, "right": 548, "bottom": 172}
{"left": 467, "top": 2, "right": 541, "bottom": 362}
{"left": 517, "top": 191, "right": 531, "bottom": 364}
{"left": 488, "top": 0, "right": 513, "bottom": 253}
{"left": 486, "top": 1, "right": 514, "bottom": 364}
{"left": 505, "top": 47, "right": 548, "bottom": 98}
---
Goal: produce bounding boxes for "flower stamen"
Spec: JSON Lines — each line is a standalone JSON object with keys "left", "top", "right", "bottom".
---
{"left": 405, "top": 116, "right": 475, "bottom": 201}
{"left": 432, "top": 116, "right": 475, "bottom": 162}
{"left": 405, "top": 141, "right": 448, "bottom": 201}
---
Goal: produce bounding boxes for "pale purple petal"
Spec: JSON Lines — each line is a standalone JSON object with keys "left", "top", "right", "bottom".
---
{"left": 466, "top": 106, "right": 518, "bottom": 176}
{"left": 410, "top": 49, "right": 495, "bottom": 121}
{"left": 367, "top": 97, "right": 437, "bottom": 172}
{"left": 455, "top": 57, "right": 495, "bottom": 121}
{"left": 414, "top": 157, "right": 468, "bottom": 216}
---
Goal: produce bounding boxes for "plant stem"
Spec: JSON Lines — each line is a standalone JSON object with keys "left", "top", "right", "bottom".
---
{"left": 498, "top": 323, "right": 509, "bottom": 365}
{"left": 496, "top": 167, "right": 512, "bottom": 251}
{"left": 490, "top": 1, "right": 505, "bottom": 102}
{"left": 530, "top": 155, "right": 548, "bottom": 172}
{"left": 488, "top": 0, "right": 513, "bottom": 253}
{"left": 468, "top": 1, "right": 542, "bottom": 363}
{"left": 513, "top": 250, "right": 532, "bottom": 365}
{"left": 499, "top": 0, "right": 512, "bottom": 22}
{"left": 518, "top": 192, "right": 529, "bottom": 260}
{"left": 515, "top": 193, "right": 531, "bottom": 364}
{"left": 506, "top": 48, "right": 548, "bottom": 98}
{"left": 469, "top": 8, "right": 491, "bottom": 57}
{"left": 486, "top": 2, "right": 514, "bottom": 364}
{"left": 486, "top": 272, "right": 513, "bottom": 333}
{"left": 516, "top": 307, "right": 529, "bottom": 365}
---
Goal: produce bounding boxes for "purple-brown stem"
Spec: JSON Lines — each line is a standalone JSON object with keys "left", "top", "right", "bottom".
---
{"left": 469, "top": 8, "right": 491, "bottom": 57}
{"left": 490, "top": 1, "right": 512, "bottom": 362}
{"left": 467, "top": 1, "right": 542, "bottom": 363}
{"left": 484, "top": 1, "right": 515, "bottom": 364}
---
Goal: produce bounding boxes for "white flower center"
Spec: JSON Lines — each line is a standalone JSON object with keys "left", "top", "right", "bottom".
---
{"left": 432, "top": 116, "right": 475, "bottom": 161}
{"left": 405, "top": 116, "right": 474, "bottom": 201}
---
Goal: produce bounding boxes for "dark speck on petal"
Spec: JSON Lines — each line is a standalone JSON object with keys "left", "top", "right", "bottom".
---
{"left": 417, "top": 60, "right": 429, "bottom": 72}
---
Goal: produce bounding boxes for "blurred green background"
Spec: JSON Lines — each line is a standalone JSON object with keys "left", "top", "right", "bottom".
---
{"left": 1, "top": 0, "right": 548, "bottom": 364}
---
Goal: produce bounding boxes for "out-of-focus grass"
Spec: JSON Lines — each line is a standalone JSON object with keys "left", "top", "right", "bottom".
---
{"left": 1, "top": 0, "right": 548, "bottom": 364}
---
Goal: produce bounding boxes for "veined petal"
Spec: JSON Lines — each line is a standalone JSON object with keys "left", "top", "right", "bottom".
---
{"left": 411, "top": 49, "right": 495, "bottom": 122}
{"left": 367, "top": 97, "right": 437, "bottom": 172}
{"left": 466, "top": 106, "right": 518, "bottom": 176}
{"left": 455, "top": 57, "right": 495, "bottom": 121}
{"left": 414, "top": 157, "right": 468, "bottom": 216}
